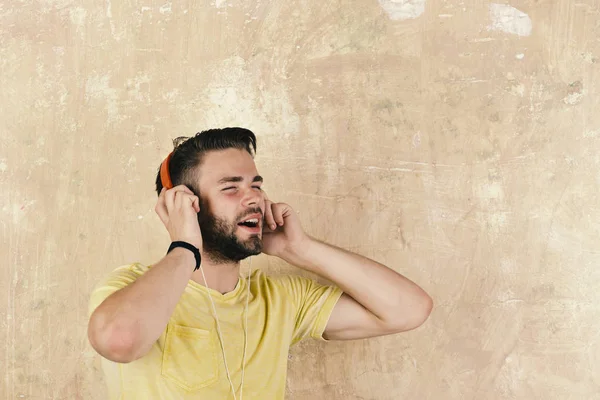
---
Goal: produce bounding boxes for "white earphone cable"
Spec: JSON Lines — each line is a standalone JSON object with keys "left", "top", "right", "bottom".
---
{"left": 239, "top": 258, "right": 251, "bottom": 400}
{"left": 199, "top": 258, "right": 251, "bottom": 400}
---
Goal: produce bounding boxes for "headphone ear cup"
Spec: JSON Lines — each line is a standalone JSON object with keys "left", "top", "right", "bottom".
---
{"left": 160, "top": 152, "right": 174, "bottom": 189}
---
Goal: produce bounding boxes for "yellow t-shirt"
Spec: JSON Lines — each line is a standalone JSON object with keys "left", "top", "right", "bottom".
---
{"left": 88, "top": 263, "right": 344, "bottom": 400}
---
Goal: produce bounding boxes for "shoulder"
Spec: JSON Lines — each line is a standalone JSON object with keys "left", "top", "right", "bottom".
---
{"left": 256, "top": 270, "right": 338, "bottom": 300}
{"left": 256, "top": 269, "right": 310, "bottom": 288}
{"left": 249, "top": 269, "right": 306, "bottom": 295}
{"left": 263, "top": 270, "right": 330, "bottom": 289}
{"left": 88, "top": 262, "right": 148, "bottom": 317}
{"left": 95, "top": 262, "right": 148, "bottom": 286}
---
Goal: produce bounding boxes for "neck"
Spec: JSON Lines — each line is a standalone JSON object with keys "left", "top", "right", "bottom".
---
{"left": 191, "top": 254, "right": 241, "bottom": 294}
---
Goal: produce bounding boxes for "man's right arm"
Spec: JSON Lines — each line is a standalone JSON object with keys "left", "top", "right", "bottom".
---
{"left": 88, "top": 184, "right": 203, "bottom": 363}
{"left": 87, "top": 248, "right": 195, "bottom": 363}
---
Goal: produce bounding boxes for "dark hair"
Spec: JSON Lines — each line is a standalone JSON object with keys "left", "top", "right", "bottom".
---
{"left": 154, "top": 127, "right": 257, "bottom": 196}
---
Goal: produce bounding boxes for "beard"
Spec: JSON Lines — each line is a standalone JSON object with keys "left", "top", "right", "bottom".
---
{"left": 197, "top": 206, "right": 263, "bottom": 264}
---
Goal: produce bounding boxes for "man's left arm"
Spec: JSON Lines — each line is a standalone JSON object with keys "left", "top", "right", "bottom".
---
{"left": 262, "top": 195, "right": 433, "bottom": 341}
{"left": 280, "top": 236, "right": 433, "bottom": 340}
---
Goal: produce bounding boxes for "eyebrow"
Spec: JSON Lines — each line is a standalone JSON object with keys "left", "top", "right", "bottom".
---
{"left": 217, "top": 175, "right": 264, "bottom": 184}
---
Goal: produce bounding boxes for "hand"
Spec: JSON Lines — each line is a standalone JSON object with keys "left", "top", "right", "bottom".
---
{"left": 261, "top": 192, "right": 309, "bottom": 259}
{"left": 154, "top": 185, "right": 203, "bottom": 249}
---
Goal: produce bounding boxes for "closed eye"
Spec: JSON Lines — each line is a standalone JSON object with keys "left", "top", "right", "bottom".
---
{"left": 222, "top": 186, "right": 262, "bottom": 191}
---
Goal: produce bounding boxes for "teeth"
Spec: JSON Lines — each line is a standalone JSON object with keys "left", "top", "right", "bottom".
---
{"left": 244, "top": 218, "right": 259, "bottom": 223}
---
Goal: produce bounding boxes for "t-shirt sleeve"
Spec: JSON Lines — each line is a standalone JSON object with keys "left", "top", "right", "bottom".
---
{"left": 88, "top": 264, "right": 143, "bottom": 318}
{"left": 276, "top": 274, "right": 344, "bottom": 345}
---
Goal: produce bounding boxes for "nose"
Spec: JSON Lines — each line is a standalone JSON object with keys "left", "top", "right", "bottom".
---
{"left": 242, "top": 186, "right": 264, "bottom": 209}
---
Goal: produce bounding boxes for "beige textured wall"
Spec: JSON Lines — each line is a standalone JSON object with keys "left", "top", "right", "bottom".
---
{"left": 2, "top": 0, "right": 599, "bottom": 399}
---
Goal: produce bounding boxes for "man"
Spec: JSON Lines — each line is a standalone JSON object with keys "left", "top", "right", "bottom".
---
{"left": 87, "top": 127, "right": 432, "bottom": 399}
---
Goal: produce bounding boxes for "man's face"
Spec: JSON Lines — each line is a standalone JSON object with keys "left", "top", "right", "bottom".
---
{"left": 194, "top": 148, "right": 265, "bottom": 263}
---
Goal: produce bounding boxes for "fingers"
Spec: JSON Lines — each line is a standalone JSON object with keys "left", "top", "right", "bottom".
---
{"left": 164, "top": 186, "right": 175, "bottom": 211}
{"left": 191, "top": 195, "right": 200, "bottom": 213}
{"left": 264, "top": 199, "right": 277, "bottom": 230}
{"left": 155, "top": 185, "right": 200, "bottom": 223}
{"left": 271, "top": 203, "right": 285, "bottom": 226}
{"left": 260, "top": 191, "right": 274, "bottom": 228}
{"left": 164, "top": 185, "right": 193, "bottom": 211}
{"left": 155, "top": 188, "right": 168, "bottom": 224}
{"left": 174, "top": 189, "right": 185, "bottom": 210}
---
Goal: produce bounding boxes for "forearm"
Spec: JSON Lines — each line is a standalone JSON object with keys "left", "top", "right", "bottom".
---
{"left": 284, "top": 236, "right": 432, "bottom": 326}
{"left": 88, "top": 248, "right": 195, "bottom": 362}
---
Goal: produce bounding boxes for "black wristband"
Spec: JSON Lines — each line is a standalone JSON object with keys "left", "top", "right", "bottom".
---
{"left": 167, "top": 241, "right": 201, "bottom": 271}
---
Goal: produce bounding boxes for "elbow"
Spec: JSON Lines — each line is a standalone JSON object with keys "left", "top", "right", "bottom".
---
{"left": 410, "top": 293, "right": 433, "bottom": 330}
{"left": 394, "top": 292, "right": 434, "bottom": 332}
{"left": 88, "top": 312, "right": 140, "bottom": 364}
{"left": 416, "top": 293, "right": 434, "bottom": 327}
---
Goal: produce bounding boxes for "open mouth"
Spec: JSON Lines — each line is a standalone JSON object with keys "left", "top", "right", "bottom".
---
{"left": 238, "top": 220, "right": 259, "bottom": 228}
{"left": 237, "top": 217, "right": 261, "bottom": 232}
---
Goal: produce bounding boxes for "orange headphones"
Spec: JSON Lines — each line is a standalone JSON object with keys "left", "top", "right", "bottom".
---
{"left": 160, "top": 151, "right": 174, "bottom": 189}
